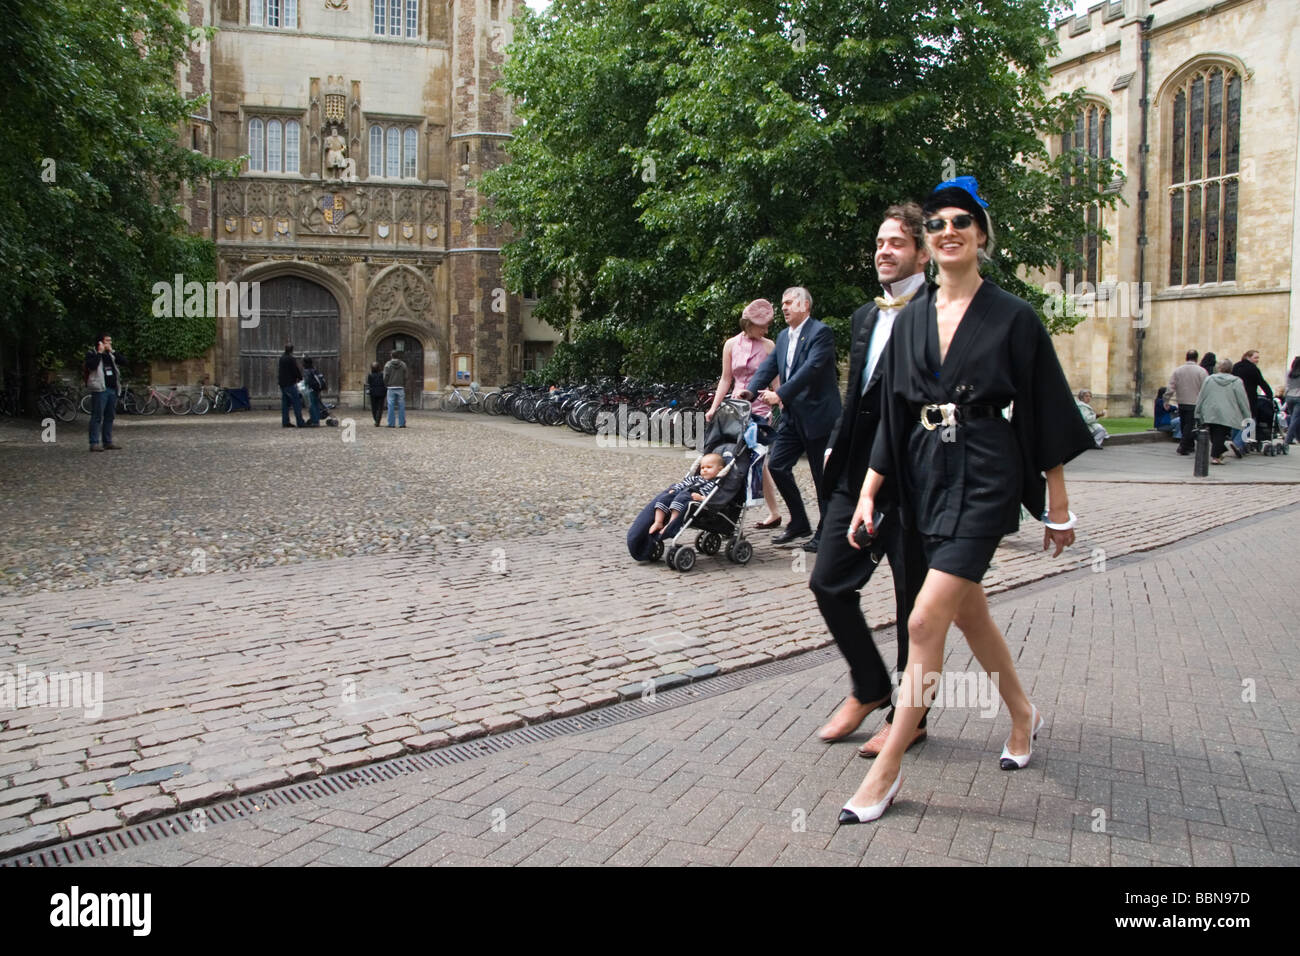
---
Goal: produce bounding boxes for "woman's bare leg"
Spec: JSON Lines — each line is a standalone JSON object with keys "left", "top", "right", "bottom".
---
{"left": 846, "top": 569, "right": 973, "bottom": 807}
{"left": 952, "top": 585, "right": 1035, "bottom": 754}
{"left": 762, "top": 462, "right": 780, "bottom": 521}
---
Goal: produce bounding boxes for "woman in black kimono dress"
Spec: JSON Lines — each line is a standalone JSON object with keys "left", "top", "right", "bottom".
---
{"left": 838, "top": 178, "right": 1095, "bottom": 824}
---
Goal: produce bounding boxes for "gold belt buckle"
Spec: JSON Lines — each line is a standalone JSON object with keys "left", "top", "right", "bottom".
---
{"left": 920, "top": 403, "right": 957, "bottom": 430}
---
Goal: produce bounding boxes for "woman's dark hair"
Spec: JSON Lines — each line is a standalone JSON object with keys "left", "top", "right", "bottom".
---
{"left": 303, "top": 356, "right": 314, "bottom": 368}
{"left": 371, "top": 362, "right": 381, "bottom": 373}
{"left": 1290, "top": 356, "right": 1300, "bottom": 376}
{"left": 1200, "top": 352, "right": 1216, "bottom": 374}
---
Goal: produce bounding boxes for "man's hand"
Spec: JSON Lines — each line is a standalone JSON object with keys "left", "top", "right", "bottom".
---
{"left": 847, "top": 495, "right": 877, "bottom": 550}
{"left": 96, "top": 341, "right": 105, "bottom": 353}
{"left": 734, "top": 389, "right": 754, "bottom": 401}
{"left": 759, "top": 388, "right": 781, "bottom": 407}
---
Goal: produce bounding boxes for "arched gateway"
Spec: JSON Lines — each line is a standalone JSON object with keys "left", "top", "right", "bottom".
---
{"left": 239, "top": 276, "right": 341, "bottom": 399}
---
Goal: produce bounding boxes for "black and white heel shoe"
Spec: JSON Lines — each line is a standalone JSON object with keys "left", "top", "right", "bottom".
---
{"left": 999, "top": 704, "right": 1044, "bottom": 771}
{"left": 837, "top": 770, "right": 903, "bottom": 825}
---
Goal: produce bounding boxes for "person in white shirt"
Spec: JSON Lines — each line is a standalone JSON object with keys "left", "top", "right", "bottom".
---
{"left": 809, "top": 203, "right": 931, "bottom": 756}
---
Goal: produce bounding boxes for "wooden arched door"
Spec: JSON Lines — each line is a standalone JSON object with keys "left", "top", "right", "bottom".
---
{"left": 239, "top": 276, "right": 340, "bottom": 399}
{"left": 376, "top": 333, "right": 423, "bottom": 408}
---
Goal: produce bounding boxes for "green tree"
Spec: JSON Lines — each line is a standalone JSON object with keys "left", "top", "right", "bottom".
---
{"left": 0, "top": 0, "right": 235, "bottom": 408}
{"left": 482, "top": 0, "right": 1118, "bottom": 383}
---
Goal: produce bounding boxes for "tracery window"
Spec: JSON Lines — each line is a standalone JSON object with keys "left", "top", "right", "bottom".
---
{"left": 1169, "top": 66, "right": 1241, "bottom": 285}
{"left": 1060, "top": 101, "right": 1111, "bottom": 287}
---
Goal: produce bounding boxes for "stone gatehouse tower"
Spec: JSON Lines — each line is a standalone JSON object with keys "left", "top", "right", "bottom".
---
{"left": 171, "top": 0, "right": 555, "bottom": 405}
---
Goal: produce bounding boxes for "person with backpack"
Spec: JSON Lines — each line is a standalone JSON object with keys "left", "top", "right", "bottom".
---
{"left": 302, "top": 356, "right": 326, "bottom": 427}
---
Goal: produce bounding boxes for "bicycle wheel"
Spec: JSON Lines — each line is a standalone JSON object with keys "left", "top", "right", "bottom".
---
{"left": 214, "top": 389, "right": 232, "bottom": 413}
{"left": 53, "top": 396, "right": 76, "bottom": 422}
{"left": 168, "top": 392, "right": 193, "bottom": 414}
{"left": 468, "top": 392, "right": 483, "bottom": 413}
{"left": 191, "top": 391, "right": 210, "bottom": 415}
{"left": 140, "top": 393, "right": 160, "bottom": 415}
{"left": 440, "top": 391, "right": 455, "bottom": 412}
{"left": 79, "top": 393, "right": 93, "bottom": 415}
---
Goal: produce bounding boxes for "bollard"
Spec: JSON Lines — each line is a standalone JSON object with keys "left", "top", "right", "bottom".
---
{"left": 1193, "top": 425, "right": 1210, "bottom": 477}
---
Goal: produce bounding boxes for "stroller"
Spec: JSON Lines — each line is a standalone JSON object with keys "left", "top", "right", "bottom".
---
{"left": 1248, "top": 397, "right": 1289, "bottom": 456}
{"left": 650, "top": 399, "right": 767, "bottom": 572}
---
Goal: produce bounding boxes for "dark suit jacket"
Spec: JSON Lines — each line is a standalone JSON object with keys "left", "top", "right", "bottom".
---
{"left": 748, "top": 317, "right": 841, "bottom": 440}
{"left": 823, "top": 301, "right": 890, "bottom": 496}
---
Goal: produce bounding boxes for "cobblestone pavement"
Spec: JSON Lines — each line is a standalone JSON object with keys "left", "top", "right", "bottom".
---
{"left": 0, "top": 410, "right": 706, "bottom": 594}
{"left": 0, "top": 415, "right": 1297, "bottom": 854}
{"left": 43, "top": 505, "right": 1300, "bottom": 866}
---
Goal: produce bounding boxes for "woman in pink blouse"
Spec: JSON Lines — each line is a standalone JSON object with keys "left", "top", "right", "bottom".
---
{"left": 705, "top": 298, "right": 782, "bottom": 528}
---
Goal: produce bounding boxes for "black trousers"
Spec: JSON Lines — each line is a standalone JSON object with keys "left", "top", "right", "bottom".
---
{"left": 809, "top": 482, "right": 929, "bottom": 727}
{"left": 767, "top": 424, "right": 828, "bottom": 535}
{"left": 370, "top": 394, "right": 385, "bottom": 425}
{"left": 1177, "top": 404, "right": 1197, "bottom": 453}
{"left": 1208, "top": 423, "right": 1231, "bottom": 458}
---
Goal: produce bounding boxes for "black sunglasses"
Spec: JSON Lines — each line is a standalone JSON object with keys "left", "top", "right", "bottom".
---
{"left": 923, "top": 214, "right": 976, "bottom": 233}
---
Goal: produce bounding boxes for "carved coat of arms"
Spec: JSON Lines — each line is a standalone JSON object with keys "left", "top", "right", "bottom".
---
{"left": 320, "top": 193, "right": 344, "bottom": 225}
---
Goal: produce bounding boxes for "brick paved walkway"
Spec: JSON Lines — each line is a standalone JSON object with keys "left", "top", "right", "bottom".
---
{"left": 1, "top": 433, "right": 1298, "bottom": 856}
{"left": 44, "top": 503, "right": 1300, "bottom": 867}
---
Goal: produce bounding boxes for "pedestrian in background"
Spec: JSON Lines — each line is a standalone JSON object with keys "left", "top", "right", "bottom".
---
{"left": 278, "top": 343, "right": 307, "bottom": 429}
{"left": 704, "top": 298, "right": 781, "bottom": 528}
{"left": 1283, "top": 356, "right": 1300, "bottom": 447}
{"left": 366, "top": 362, "right": 387, "bottom": 427}
{"left": 1167, "top": 349, "right": 1207, "bottom": 456}
{"left": 1229, "top": 350, "right": 1271, "bottom": 456}
{"left": 1195, "top": 359, "right": 1252, "bottom": 465}
{"left": 84, "top": 333, "right": 122, "bottom": 451}
{"left": 302, "top": 356, "right": 325, "bottom": 427}
{"left": 1075, "top": 389, "right": 1108, "bottom": 447}
{"left": 383, "top": 352, "right": 408, "bottom": 428}
{"left": 737, "top": 286, "right": 842, "bottom": 553}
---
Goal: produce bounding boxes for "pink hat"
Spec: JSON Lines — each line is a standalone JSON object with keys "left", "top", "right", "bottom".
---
{"left": 741, "top": 298, "right": 774, "bottom": 326}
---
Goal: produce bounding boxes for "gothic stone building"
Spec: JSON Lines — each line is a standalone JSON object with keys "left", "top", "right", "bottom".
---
{"left": 165, "top": 0, "right": 558, "bottom": 406}
{"left": 1042, "top": 0, "right": 1300, "bottom": 414}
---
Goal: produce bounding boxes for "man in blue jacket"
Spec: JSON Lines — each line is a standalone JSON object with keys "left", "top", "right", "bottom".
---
{"left": 738, "top": 286, "right": 841, "bottom": 552}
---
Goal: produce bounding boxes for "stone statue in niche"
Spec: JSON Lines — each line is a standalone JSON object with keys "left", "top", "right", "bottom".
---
{"left": 324, "top": 124, "right": 358, "bottom": 182}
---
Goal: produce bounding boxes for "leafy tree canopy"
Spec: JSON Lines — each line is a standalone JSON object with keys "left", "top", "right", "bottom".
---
{"left": 482, "top": 0, "right": 1119, "bottom": 382}
{"left": 0, "top": 0, "right": 237, "bottom": 387}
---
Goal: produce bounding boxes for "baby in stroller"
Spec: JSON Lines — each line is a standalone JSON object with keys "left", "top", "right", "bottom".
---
{"left": 646, "top": 454, "right": 725, "bottom": 537}
{"left": 626, "top": 399, "right": 765, "bottom": 571}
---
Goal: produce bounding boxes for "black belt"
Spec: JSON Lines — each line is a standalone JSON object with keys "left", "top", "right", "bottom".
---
{"left": 913, "top": 403, "right": 1004, "bottom": 429}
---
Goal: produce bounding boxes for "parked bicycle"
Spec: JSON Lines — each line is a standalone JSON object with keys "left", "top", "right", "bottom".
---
{"left": 442, "top": 383, "right": 484, "bottom": 412}
{"left": 0, "top": 383, "right": 78, "bottom": 421}
{"left": 37, "top": 386, "right": 78, "bottom": 422}
{"left": 190, "top": 383, "right": 232, "bottom": 415}
{"left": 140, "top": 384, "right": 193, "bottom": 415}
